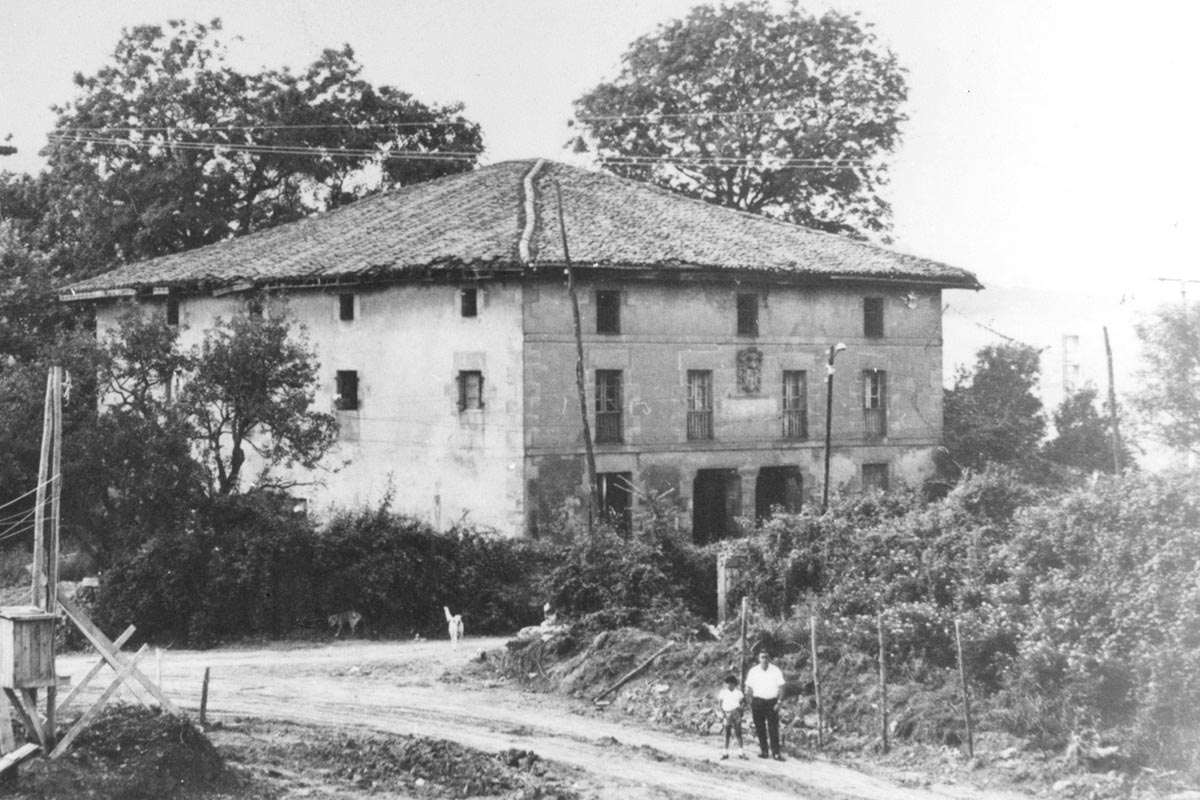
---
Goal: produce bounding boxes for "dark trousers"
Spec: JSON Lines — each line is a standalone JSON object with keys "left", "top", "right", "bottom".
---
{"left": 750, "top": 697, "right": 780, "bottom": 755}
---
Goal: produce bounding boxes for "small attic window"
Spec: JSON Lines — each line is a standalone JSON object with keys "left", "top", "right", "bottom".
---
{"left": 166, "top": 298, "right": 180, "bottom": 327}
{"left": 461, "top": 288, "right": 478, "bottom": 318}
{"left": 339, "top": 293, "right": 355, "bottom": 321}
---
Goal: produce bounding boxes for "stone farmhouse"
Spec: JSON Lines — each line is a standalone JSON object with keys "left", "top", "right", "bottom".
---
{"left": 63, "top": 159, "right": 981, "bottom": 540}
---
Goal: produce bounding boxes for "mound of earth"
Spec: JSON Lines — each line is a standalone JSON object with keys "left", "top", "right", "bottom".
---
{"left": 13, "top": 704, "right": 242, "bottom": 799}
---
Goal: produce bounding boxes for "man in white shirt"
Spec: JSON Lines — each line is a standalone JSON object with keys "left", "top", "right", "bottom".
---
{"left": 744, "top": 649, "right": 787, "bottom": 760}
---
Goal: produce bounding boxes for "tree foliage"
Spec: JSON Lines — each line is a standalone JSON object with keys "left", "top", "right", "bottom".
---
{"left": 1132, "top": 302, "right": 1200, "bottom": 455}
{"left": 571, "top": 2, "right": 907, "bottom": 238}
{"left": 943, "top": 343, "right": 1046, "bottom": 474}
{"left": 1042, "top": 385, "right": 1131, "bottom": 473}
{"left": 36, "top": 19, "right": 484, "bottom": 275}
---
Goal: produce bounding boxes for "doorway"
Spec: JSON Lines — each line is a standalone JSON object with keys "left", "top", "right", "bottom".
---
{"left": 597, "top": 472, "right": 632, "bottom": 534}
{"left": 755, "top": 466, "right": 803, "bottom": 521}
{"left": 693, "top": 469, "right": 741, "bottom": 545}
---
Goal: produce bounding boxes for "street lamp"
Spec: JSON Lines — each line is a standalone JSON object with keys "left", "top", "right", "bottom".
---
{"left": 822, "top": 343, "right": 847, "bottom": 513}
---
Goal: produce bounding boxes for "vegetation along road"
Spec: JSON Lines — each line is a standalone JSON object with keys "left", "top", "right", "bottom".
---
{"left": 59, "top": 636, "right": 1029, "bottom": 800}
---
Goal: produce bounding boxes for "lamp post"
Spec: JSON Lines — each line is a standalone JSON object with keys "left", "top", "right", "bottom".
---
{"left": 822, "top": 343, "right": 847, "bottom": 513}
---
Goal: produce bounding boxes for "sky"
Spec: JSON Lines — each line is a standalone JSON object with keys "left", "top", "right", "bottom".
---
{"left": 2, "top": 0, "right": 1197, "bottom": 387}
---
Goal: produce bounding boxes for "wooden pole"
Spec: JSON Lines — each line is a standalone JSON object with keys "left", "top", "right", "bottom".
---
{"left": 1103, "top": 327, "right": 1123, "bottom": 474}
{"left": 954, "top": 619, "right": 975, "bottom": 758}
{"left": 810, "top": 615, "right": 823, "bottom": 747}
{"left": 593, "top": 642, "right": 674, "bottom": 702}
{"left": 555, "top": 182, "right": 600, "bottom": 533}
{"left": 877, "top": 610, "right": 889, "bottom": 753}
{"left": 739, "top": 597, "right": 749, "bottom": 683}
{"left": 45, "top": 367, "right": 62, "bottom": 748}
{"left": 200, "top": 668, "right": 210, "bottom": 727}
{"left": 31, "top": 371, "right": 54, "bottom": 608}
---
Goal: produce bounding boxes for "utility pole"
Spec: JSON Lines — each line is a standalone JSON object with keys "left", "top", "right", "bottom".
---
{"left": 1103, "top": 327, "right": 1123, "bottom": 473}
{"left": 555, "top": 182, "right": 600, "bottom": 533}
{"left": 822, "top": 343, "right": 847, "bottom": 513}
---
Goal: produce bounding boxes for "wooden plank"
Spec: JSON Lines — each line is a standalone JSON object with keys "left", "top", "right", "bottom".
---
{"left": 0, "top": 743, "right": 41, "bottom": 775}
{"left": 56, "top": 625, "right": 136, "bottom": 717}
{"left": 18, "top": 690, "right": 45, "bottom": 747}
{"left": 0, "top": 693, "right": 15, "bottom": 754}
{"left": 50, "top": 645, "right": 147, "bottom": 760}
{"left": 593, "top": 641, "right": 674, "bottom": 703}
{"left": 56, "top": 590, "right": 180, "bottom": 716}
{"left": 1, "top": 690, "right": 35, "bottom": 742}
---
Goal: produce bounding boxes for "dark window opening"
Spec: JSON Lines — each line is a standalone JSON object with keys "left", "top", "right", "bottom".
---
{"left": 755, "top": 466, "right": 803, "bottom": 521}
{"left": 782, "top": 370, "right": 807, "bottom": 439}
{"left": 248, "top": 298, "right": 264, "bottom": 318}
{"left": 687, "top": 370, "right": 714, "bottom": 440}
{"left": 339, "top": 293, "right": 355, "bottom": 321}
{"left": 598, "top": 472, "right": 633, "bottom": 534}
{"left": 166, "top": 298, "right": 180, "bottom": 326}
{"left": 461, "top": 288, "right": 478, "bottom": 318}
{"left": 862, "top": 463, "right": 890, "bottom": 494}
{"left": 336, "top": 370, "right": 360, "bottom": 411}
{"left": 457, "top": 370, "right": 484, "bottom": 411}
{"left": 864, "top": 297, "right": 884, "bottom": 338}
{"left": 737, "top": 293, "right": 758, "bottom": 337}
{"left": 595, "top": 370, "right": 623, "bottom": 443}
{"left": 596, "top": 290, "right": 621, "bottom": 335}
{"left": 693, "top": 469, "right": 740, "bottom": 545}
{"left": 863, "top": 369, "right": 887, "bottom": 438}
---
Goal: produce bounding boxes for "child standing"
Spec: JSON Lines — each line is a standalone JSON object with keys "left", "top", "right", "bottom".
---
{"left": 717, "top": 674, "right": 748, "bottom": 760}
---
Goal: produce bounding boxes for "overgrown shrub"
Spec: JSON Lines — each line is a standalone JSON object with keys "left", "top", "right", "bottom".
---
{"left": 314, "top": 499, "right": 548, "bottom": 636}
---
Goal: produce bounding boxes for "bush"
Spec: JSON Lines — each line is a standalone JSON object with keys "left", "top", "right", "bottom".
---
{"left": 314, "top": 500, "right": 548, "bottom": 637}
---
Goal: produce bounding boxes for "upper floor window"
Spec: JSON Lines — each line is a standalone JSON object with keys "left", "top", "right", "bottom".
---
{"left": 864, "top": 297, "right": 884, "bottom": 338}
{"left": 457, "top": 370, "right": 484, "bottom": 411}
{"left": 461, "top": 288, "right": 478, "bottom": 318}
{"left": 339, "top": 293, "right": 355, "bottom": 321}
{"left": 596, "top": 290, "right": 621, "bottom": 335}
{"left": 687, "top": 370, "right": 714, "bottom": 440}
{"left": 863, "top": 369, "right": 887, "bottom": 438}
{"left": 248, "top": 298, "right": 264, "bottom": 318}
{"left": 782, "top": 370, "right": 807, "bottom": 440}
{"left": 166, "top": 298, "right": 180, "bottom": 327}
{"left": 335, "top": 370, "right": 360, "bottom": 411}
{"left": 737, "top": 293, "right": 758, "bottom": 337}
{"left": 594, "top": 370, "right": 623, "bottom": 443}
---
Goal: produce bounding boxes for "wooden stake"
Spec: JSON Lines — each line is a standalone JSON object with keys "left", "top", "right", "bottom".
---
{"left": 593, "top": 641, "right": 674, "bottom": 702}
{"left": 200, "top": 668, "right": 210, "bottom": 727}
{"left": 810, "top": 615, "right": 823, "bottom": 747}
{"left": 739, "top": 597, "right": 748, "bottom": 683}
{"left": 954, "top": 619, "right": 975, "bottom": 758}
{"left": 877, "top": 611, "right": 889, "bottom": 753}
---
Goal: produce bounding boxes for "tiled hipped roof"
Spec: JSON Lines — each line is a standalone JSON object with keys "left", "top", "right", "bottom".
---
{"left": 63, "top": 159, "right": 980, "bottom": 298}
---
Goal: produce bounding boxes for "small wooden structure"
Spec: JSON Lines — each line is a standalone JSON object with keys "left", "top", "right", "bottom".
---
{"left": 0, "top": 608, "right": 56, "bottom": 691}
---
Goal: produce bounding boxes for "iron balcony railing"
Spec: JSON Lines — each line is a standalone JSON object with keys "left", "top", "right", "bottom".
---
{"left": 864, "top": 407, "right": 887, "bottom": 438}
{"left": 687, "top": 410, "right": 713, "bottom": 440}
{"left": 595, "top": 411, "right": 623, "bottom": 443}
{"left": 782, "top": 409, "right": 807, "bottom": 439}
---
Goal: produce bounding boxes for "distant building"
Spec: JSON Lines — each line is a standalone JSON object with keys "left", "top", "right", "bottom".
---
{"left": 62, "top": 160, "right": 981, "bottom": 539}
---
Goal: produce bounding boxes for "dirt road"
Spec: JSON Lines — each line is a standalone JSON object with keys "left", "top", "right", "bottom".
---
{"left": 58, "top": 637, "right": 1024, "bottom": 800}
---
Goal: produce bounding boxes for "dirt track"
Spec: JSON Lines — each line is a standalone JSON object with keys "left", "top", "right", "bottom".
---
{"left": 58, "top": 637, "right": 1026, "bottom": 800}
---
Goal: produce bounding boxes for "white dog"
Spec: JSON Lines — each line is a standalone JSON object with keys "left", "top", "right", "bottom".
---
{"left": 444, "top": 606, "right": 464, "bottom": 649}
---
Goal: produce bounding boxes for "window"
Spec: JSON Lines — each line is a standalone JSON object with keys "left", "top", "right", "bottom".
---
{"left": 248, "top": 297, "right": 264, "bottom": 317}
{"left": 461, "top": 287, "right": 478, "bottom": 318}
{"left": 862, "top": 463, "right": 890, "bottom": 494}
{"left": 598, "top": 472, "right": 632, "bottom": 534}
{"left": 457, "top": 370, "right": 484, "bottom": 411}
{"left": 336, "top": 370, "right": 359, "bottom": 411}
{"left": 737, "top": 293, "right": 758, "bottom": 337}
{"left": 782, "top": 370, "right": 807, "bottom": 439}
{"left": 596, "top": 290, "right": 621, "bottom": 335}
{"left": 165, "top": 298, "right": 180, "bottom": 326}
{"left": 863, "top": 369, "right": 887, "bottom": 438}
{"left": 594, "top": 370, "right": 623, "bottom": 443}
{"left": 687, "top": 370, "right": 714, "bottom": 440}
{"left": 864, "top": 297, "right": 884, "bottom": 338}
{"left": 339, "top": 293, "right": 355, "bottom": 321}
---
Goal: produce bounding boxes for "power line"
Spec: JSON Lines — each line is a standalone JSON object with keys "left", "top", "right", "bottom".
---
{"left": 576, "top": 108, "right": 816, "bottom": 122}
{"left": 60, "top": 121, "right": 479, "bottom": 134}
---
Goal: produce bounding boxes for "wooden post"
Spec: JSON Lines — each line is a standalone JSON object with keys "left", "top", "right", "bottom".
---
{"left": 810, "top": 615, "right": 823, "bottom": 747}
{"left": 46, "top": 367, "right": 62, "bottom": 748}
{"left": 877, "top": 611, "right": 889, "bottom": 753}
{"left": 555, "top": 182, "right": 600, "bottom": 533}
{"left": 739, "top": 597, "right": 749, "bottom": 683}
{"left": 954, "top": 619, "right": 975, "bottom": 758}
{"left": 200, "top": 668, "right": 210, "bottom": 727}
{"left": 1103, "top": 327, "right": 1123, "bottom": 474}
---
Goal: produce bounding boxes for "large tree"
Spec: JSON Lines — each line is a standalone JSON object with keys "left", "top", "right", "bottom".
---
{"left": 1042, "top": 385, "right": 1132, "bottom": 473}
{"left": 943, "top": 343, "right": 1046, "bottom": 474}
{"left": 571, "top": 2, "right": 907, "bottom": 239}
{"left": 1132, "top": 302, "right": 1200, "bottom": 456}
{"left": 38, "top": 19, "right": 484, "bottom": 275}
